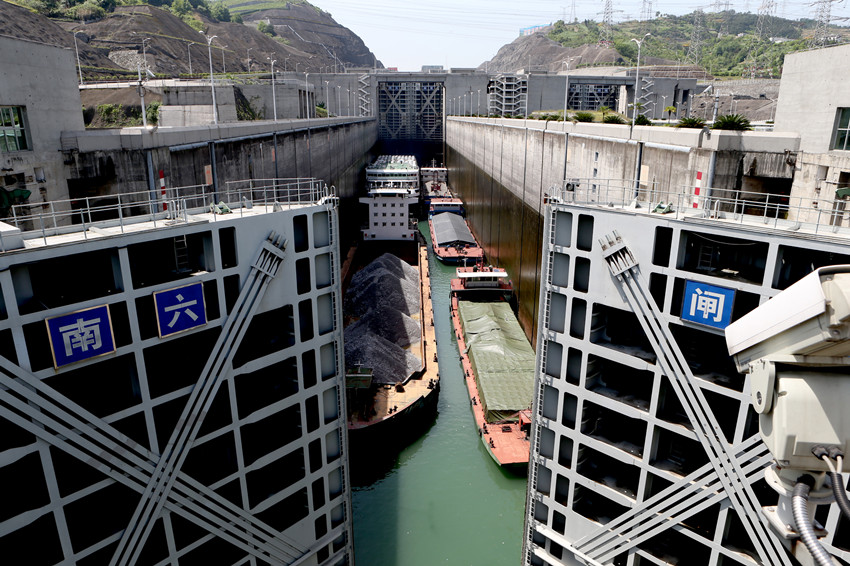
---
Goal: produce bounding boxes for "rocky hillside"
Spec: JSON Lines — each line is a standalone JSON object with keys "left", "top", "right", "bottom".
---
{"left": 224, "top": 1, "right": 382, "bottom": 69}
{"left": 479, "top": 32, "right": 677, "bottom": 74}
{"left": 0, "top": 0, "right": 379, "bottom": 79}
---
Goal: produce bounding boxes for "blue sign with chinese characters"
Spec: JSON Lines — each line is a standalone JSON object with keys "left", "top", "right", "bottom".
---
{"left": 46, "top": 304, "right": 116, "bottom": 368}
{"left": 154, "top": 281, "right": 207, "bottom": 338}
{"left": 681, "top": 280, "right": 736, "bottom": 329}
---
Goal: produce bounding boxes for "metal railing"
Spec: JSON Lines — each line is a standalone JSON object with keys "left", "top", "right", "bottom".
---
{"left": 549, "top": 178, "right": 850, "bottom": 238}
{"left": 2, "top": 178, "right": 334, "bottom": 249}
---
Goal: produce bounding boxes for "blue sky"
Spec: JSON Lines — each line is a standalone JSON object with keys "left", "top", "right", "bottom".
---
{"left": 314, "top": 0, "right": 848, "bottom": 71}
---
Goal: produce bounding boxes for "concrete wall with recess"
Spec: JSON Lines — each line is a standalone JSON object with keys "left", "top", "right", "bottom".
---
{"left": 446, "top": 116, "right": 801, "bottom": 219}
{"left": 61, "top": 117, "right": 377, "bottom": 206}
{"left": 0, "top": 35, "right": 85, "bottom": 206}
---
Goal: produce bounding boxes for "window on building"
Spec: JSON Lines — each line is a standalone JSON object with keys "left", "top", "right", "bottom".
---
{"left": 382, "top": 213, "right": 386, "bottom": 217}
{"left": 382, "top": 203, "right": 387, "bottom": 207}
{"left": 391, "top": 203, "right": 396, "bottom": 207}
{"left": 0, "top": 106, "right": 29, "bottom": 152}
{"left": 382, "top": 222, "right": 386, "bottom": 226}
{"left": 834, "top": 108, "right": 850, "bottom": 151}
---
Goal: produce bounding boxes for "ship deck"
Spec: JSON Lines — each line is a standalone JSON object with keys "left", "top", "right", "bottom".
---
{"left": 428, "top": 219, "right": 484, "bottom": 265}
{"left": 348, "top": 244, "right": 439, "bottom": 429}
{"left": 450, "top": 293, "right": 530, "bottom": 468}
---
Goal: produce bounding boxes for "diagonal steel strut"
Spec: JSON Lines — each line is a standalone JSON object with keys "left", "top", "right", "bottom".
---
{"left": 111, "top": 231, "right": 294, "bottom": 566}
{"left": 593, "top": 231, "right": 792, "bottom": 566}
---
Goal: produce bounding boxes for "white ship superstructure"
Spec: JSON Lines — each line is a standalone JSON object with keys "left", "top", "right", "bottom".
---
{"left": 0, "top": 180, "right": 354, "bottom": 566}
{"left": 361, "top": 155, "right": 419, "bottom": 241}
{"left": 524, "top": 180, "right": 850, "bottom": 566}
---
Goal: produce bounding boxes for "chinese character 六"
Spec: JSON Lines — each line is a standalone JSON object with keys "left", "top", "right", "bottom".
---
{"left": 689, "top": 288, "right": 725, "bottom": 323}
{"left": 59, "top": 317, "right": 103, "bottom": 356}
{"left": 164, "top": 293, "right": 198, "bottom": 328}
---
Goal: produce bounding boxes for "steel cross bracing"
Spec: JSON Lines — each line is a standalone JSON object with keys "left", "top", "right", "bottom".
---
{"left": 379, "top": 83, "right": 407, "bottom": 139}
{"left": 108, "top": 231, "right": 295, "bottom": 565}
{"left": 417, "top": 84, "right": 442, "bottom": 140}
{"left": 358, "top": 74, "right": 371, "bottom": 117}
{"left": 594, "top": 231, "right": 792, "bottom": 566}
{"left": 0, "top": 354, "right": 326, "bottom": 565}
{"left": 569, "top": 435, "right": 773, "bottom": 564}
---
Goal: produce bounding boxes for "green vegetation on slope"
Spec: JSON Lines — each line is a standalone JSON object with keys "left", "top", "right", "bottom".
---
{"left": 548, "top": 11, "right": 847, "bottom": 77}
{"left": 11, "top": 0, "right": 238, "bottom": 26}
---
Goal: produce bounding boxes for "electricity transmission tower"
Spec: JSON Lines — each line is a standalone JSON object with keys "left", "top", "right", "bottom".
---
{"left": 599, "top": 0, "right": 614, "bottom": 47}
{"left": 744, "top": 0, "right": 776, "bottom": 78}
{"left": 809, "top": 0, "right": 839, "bottom": 48}
{"left": 686, "top": 9, "right": 704, "bottom": 67}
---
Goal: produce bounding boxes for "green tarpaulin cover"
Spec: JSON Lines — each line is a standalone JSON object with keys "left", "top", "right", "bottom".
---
{"left": 458, "top": 301, "right": 535, "bottom": 423}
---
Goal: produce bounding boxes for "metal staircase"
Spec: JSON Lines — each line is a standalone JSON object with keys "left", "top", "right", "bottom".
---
{"left": 571, "top": 230, "right": 793, "bottom": 566}
{"left": 358, "top": 74, "right": 371, "bottom": 117}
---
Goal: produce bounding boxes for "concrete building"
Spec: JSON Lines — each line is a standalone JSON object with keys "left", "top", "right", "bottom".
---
{"left": 0, "top": 35, "right": 86, "bottom": 212}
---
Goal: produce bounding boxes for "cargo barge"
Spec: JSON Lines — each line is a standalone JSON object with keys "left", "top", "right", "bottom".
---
{"left": 429, "top": 212, "right": 484, "bottom": 265}
{"left": 449, "top": 265, "right": 533, "bottom": 469}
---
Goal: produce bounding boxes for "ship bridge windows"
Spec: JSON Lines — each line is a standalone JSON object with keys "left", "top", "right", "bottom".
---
{"left": 773, "top": 244, "right": 850, "bottom": 290}
{"left": 678, "top": 230, "right": 768, "bottom": 285}
{"left": 14, "top": 248, "right": 122, "bottom": 314}
{"left": 128, "top": 232, "right": 213, "bottom": 288}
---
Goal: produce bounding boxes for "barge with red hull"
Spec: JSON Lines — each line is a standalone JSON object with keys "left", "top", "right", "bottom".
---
{"left": 429, "top": 212, "right": 484, "bottom": 265}
{"left": 449, "top": 266, "right": 534, "bottom": 469}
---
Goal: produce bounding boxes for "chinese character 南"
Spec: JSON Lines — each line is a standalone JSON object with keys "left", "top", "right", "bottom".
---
{"left": 689, "top": 288, "right": 725, "bottom": 323}
{"left": 59, "top": 317, "right": 103, "bottom": 356}
{"left": 164, "top": 293, "right": 199, "bottom": 329}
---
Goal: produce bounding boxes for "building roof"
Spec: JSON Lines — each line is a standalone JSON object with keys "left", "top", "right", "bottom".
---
{"left": 431, "top": 212, "right": 476, "bottom": 246}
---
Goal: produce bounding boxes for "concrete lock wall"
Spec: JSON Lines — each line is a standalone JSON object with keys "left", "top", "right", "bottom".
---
{"left": 63, "top": 117, "right": 378, "bottom": 206}
{"left": 446, "top": 116, "right": 800, "bottom": 214}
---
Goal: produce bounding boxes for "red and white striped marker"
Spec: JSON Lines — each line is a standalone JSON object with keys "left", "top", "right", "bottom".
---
{"left": 692, "top": 171, "right": 702, "bottom": 208}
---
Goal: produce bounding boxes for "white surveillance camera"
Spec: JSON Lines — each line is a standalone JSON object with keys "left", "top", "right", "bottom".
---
{"left": 726, "top": 266, "right": 850, "bottom": 472}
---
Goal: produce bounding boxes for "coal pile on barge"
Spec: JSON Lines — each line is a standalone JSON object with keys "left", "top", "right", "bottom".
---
{"left": 344, "top": 253, "right": 423, "bottom": 384}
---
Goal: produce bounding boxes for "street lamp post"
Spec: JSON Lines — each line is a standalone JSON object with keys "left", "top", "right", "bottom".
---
{"left": 141, "top": 36, "right": 151, "bottom": 72}
{"left": 477, "top": 89, "right": 481, "bottom": 116}
{"left": 630, "top": 32, "right": 651, "bottom": 129}
{"left": 284, "top": 57, "right": 290, "bottom": 73}
{"left": 305, "top": 72, "right": 310, "bottom": 119}
{"left": 267, "top": 57, "right": 277, "bottom": 121}
{"left": 200, "top": 31, "right": 218, "bottom": 124}
{"left": 187, "top": 43, "right": 193, "bottom": 75}
{"left": 661, "top": 94, "right": 668, "bottom": 119}
{"left": 336, "top": 85, "right": 341, "bottom": 118}
{"left": 247, "top": 47, "right": 253, "bottom": 72}
{"left": 221, "top": 45, "right": 227, "bottom": 74}
{"left": 73, "top": 31, "right": 84, "bottom": 85}
{"left": 324, "top": 80, "right": 329, "bottom": 117}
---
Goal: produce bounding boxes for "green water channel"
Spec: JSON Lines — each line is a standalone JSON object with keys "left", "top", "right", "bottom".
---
{"left": 350, "top": 221, "right": 528, "bottom": 565}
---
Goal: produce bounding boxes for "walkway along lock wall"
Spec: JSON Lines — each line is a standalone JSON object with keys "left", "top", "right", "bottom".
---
{"left": 59, "top": 117, "right": 378, "bottom": 209}
{"left": 444, "top": 116, "right": 800, "bottom": 345}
